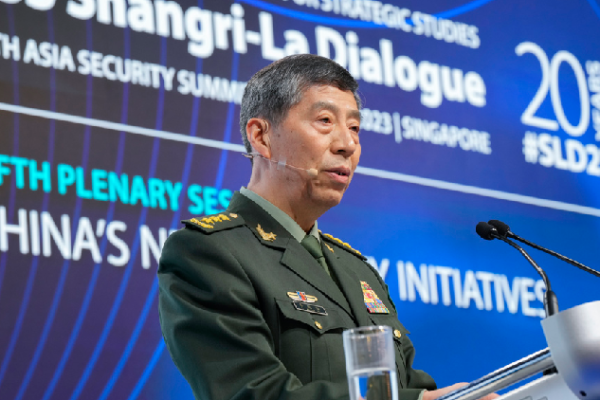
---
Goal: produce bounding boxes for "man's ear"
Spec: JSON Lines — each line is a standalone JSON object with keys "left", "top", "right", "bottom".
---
{"left": 246, "top": 118, "right": 272, "bottom": 159}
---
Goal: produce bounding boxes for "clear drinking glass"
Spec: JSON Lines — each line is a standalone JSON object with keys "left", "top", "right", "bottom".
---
{"left": 343, "top": 326, "right": 398, "bottom": 400}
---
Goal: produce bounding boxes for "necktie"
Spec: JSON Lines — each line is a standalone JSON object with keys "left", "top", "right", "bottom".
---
{"left": 301, "top": 235, "right": 331, "bottom": 276}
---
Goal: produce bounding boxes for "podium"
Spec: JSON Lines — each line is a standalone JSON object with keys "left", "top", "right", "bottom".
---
{"left": 438, "top": 301, "right": 600, "bottom": 400}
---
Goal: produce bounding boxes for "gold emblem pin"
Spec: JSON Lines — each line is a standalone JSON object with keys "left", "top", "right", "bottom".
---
{"left": 394, "top": 329, "right": 402, "bottom": 339}
{"left": 287, "top": 291, "right": 318, "bottom": 303}
{"left": 256, "top": 224, "right": 277, "bottom": 242}
{"left": 315, "top": 321, "right": 323, "bottom": 329}
{"left": 324, "top": 242, "right": 334, "bottom": 253}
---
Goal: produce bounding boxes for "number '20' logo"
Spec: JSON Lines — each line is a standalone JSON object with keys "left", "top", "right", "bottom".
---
{"left": 516, "top": 42, "right": 590, "bottom": 137}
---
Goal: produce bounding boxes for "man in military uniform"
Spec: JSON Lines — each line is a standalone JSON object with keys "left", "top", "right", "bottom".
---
{"left": 158, "top": 54, "right": 498, "bottom": 400}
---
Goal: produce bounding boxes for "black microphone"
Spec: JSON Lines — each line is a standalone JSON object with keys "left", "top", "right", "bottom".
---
{"left": 476, "top": 222, "right": 559, "bottom": 317}
{"left": 488, "top": 219, "right": 600, "bottom": 279}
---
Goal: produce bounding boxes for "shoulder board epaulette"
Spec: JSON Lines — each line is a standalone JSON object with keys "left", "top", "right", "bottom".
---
{"left": 182, "top": 213, "right": 244, "bottom": 233}
{"left": 321, "top": 232, "right": 366, "bottom": 260}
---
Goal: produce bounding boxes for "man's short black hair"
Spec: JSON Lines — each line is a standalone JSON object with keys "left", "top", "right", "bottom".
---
{"left": 239, "top": 54, "right": 361, "bottom": 154}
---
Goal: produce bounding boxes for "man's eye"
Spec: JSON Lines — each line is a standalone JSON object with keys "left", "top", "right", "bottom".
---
{"left": 320, "top": 117, "right": 331, "bottom": 123}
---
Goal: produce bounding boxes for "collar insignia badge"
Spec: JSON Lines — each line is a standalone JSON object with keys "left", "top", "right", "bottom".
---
{"left": 256, "top": 224, "right": 276, "bottom": 242}
{"left": 361, "top": 281, "right": 390, "bottom": 314}
{"left": 287, "top": 291, "right": 318, "bottom": 303}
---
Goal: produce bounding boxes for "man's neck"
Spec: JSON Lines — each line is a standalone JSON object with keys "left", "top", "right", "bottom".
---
{"left": 247, "top": 183, "right": 324, "bottom": 233}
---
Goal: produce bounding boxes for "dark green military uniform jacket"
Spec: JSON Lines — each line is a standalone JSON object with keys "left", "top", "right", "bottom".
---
{"left": 158, "top": 192, "right": 436, "bottom": 400}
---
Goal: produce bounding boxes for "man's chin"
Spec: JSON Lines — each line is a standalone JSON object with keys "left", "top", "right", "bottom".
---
{"left": 313, "top": 188, "right": 346, "bottom": 209}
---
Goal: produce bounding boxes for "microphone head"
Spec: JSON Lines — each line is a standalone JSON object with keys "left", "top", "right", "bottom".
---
{"left": 307, "top": 168, "right": 318, "bottom": 178}
{"left": 476, "top": 222, "right": 498, "bottom": 241}
{"left": 488, "top": 220, "right": 510, "bottom": 237}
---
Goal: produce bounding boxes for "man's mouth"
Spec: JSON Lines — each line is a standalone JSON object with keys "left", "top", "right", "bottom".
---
{"left": 325, "top": 167, "right": 351, "bottom": 176}
{"left": 324, "top": 167, "right": 351, "bottom": 183}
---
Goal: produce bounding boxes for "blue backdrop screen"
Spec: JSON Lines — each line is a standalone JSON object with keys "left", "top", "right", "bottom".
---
{"left": 0, "top": 0, "right": 599, "bottom": 399}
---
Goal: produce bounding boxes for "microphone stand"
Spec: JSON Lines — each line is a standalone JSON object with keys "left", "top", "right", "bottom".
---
{"left": 493, "top": 234, "right": 559, "bottom": 317}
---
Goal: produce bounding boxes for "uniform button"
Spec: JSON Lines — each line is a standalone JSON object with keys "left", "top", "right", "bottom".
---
{"left": 394, "top": 329, "right": 402, "bottom": 339}
{"left": 315, "top": 321, "right": 323, "bottom": 329}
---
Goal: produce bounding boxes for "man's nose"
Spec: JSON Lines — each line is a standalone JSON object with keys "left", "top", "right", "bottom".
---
{"left": 331, "top": 126, "right": 358, "bottom": 157}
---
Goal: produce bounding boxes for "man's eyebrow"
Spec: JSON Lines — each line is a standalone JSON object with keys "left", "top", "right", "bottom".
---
{"left": 348, "top": 109, "right": 361, "bottom": 121}
{"left": 311, "top": 101, "right": 362, "bottom": 121}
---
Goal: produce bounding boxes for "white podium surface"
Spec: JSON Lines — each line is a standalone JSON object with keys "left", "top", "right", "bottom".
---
{"left": 437, "top": 301, "right": 600, "bottom": 400}
{"left": 498, "top": 372, "right": 578, "bottom": 400}
{"left": 542, "top": 300, "right": 600, "bottom": 400}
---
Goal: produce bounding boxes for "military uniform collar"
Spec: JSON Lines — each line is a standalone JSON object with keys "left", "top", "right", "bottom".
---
{"left": 239, "top": 187, "right": 320, "bottom": 243}
{"left": 226, "top": 192, "right": 292, "bottom": 249}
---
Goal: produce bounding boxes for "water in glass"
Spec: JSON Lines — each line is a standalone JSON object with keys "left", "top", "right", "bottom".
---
{"left": 349, "top": 367, "right": 398, "bottom": 400}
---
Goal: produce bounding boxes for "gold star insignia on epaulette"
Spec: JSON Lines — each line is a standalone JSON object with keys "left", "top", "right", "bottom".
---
{"left": 208, "top": 214, "right": 230, "bottom": 224}
{"left": 321, "top": 232, "right": 362, "bottom": 255}
{"left": 190, "top": 214, "right": 232, "bottom": 229}
{"left": 256, "top": 224, "right": 276, "bottom": 242}
{"left": 190, "top": 218, "right": 214, "bottom": 229}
